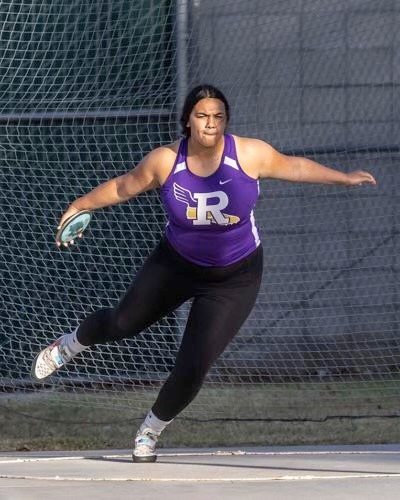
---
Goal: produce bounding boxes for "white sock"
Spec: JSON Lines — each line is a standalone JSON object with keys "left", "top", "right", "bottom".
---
{"left": 140, "top": 410, "right": 173, "bottom": 436}
{"left": 61, "top": 328, "right": 88, "bottom": 356}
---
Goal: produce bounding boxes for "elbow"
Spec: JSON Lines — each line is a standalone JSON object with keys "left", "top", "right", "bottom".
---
{"left": 115, "top": 175, "right": 131, "bottom": 201}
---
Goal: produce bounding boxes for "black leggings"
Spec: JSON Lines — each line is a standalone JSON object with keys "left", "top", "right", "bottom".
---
{"left": 77, "top": 238, "right": 263, "bottom": 421}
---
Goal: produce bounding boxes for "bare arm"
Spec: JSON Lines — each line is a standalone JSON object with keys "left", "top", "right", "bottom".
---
{"left": 70, "top": 155, "right": 159, "bottom": 212}
{"left": 242, "top": 139, "right": 376, "bottom": 186}
{"left": 57, "top": 146, "right": 172, "bottom": 244}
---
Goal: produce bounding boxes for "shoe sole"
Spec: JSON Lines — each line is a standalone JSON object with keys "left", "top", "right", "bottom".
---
{"left": 31, "top": 351, "right": 55, "bottom": 381}
{"left": 132, "top": 454, "right": 157, "bottom": 463}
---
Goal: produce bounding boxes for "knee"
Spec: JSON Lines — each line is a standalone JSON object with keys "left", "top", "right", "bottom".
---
{"left": 113, "top": 307, "right": 134, "bottom": 334}
{"left": 79, "top": 307, "right": 139, "bottom": 344}
{"left": 112, "top": 304, "right": 146, "bottom": 339}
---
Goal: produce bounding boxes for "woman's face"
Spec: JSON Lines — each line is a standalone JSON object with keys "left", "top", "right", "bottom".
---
{"left": 187, "top": 98, "right": 227, "bottom": 148}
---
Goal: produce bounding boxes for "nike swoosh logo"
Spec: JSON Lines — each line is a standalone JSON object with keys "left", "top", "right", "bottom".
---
{"left": 219, "top": 179, "right": 232, "bottom": 185}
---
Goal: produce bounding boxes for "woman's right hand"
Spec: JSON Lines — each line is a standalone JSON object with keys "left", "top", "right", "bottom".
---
{"left": 56, "top": 204, "right": 82, "bottom": 247}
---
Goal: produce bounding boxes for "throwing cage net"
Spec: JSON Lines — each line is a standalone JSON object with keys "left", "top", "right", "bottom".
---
{"left": 1, "top": 0, "right": 399, "bottom": 432}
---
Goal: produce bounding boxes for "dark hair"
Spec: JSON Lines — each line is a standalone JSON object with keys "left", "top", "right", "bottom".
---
{"left": 179, "top": 84, "right": 230, "bottom": 137}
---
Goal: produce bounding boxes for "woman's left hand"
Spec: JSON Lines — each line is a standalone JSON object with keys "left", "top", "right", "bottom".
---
{"left": 346, "top": 170, "right": 377, "bottom": 186}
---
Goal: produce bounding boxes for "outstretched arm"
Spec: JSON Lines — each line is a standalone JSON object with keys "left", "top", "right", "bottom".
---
{"left": 57, "top": 147, "right": 167, "bottom": 234}
{"left": 253, "top": 140, "right": 376, "bottom": 186}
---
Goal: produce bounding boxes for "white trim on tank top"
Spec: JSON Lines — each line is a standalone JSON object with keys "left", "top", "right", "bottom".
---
{"left": 250, "top": 210, "right": 260, "bottom": 247}
{"left": 223, "top": 155, "right": 239, "bottom": 170}
{"left": 174, "top": 161, "right": 186, "bottom": 174}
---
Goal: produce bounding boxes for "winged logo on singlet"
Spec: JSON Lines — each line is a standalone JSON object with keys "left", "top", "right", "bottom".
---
{"left": 173, "top": 183, "right": 240, "bottom": 226}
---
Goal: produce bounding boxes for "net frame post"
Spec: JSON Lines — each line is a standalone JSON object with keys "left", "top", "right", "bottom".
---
{"left": 175, "top": 0, "right": 189, "bottom": 136}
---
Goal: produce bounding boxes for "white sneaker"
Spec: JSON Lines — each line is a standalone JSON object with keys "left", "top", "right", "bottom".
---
{"left": 31, "top": 336, "right": 74, "bottom": 380}
{"left": 132, "top": 428, "right": 159, "bottom": 463}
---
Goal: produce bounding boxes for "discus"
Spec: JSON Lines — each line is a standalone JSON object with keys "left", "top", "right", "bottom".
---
{"left": 55, "top": 210, "right": 92, "bottom": 246}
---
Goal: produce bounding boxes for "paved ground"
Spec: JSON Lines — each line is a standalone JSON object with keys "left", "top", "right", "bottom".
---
{"left": 1, "top": 444, "right": 400, "bottom": 499}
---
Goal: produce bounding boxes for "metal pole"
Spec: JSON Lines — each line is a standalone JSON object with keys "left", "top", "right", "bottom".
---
{"left": 0, "top": 109, "right": 171, "bottom": 123}
{"left": 176, "top": 0, "right": 188, "bottom": 136}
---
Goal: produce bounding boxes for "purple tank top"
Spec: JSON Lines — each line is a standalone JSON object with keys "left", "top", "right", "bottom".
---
{"left": 160, "top": 134, "right": 260, "bottom": 266}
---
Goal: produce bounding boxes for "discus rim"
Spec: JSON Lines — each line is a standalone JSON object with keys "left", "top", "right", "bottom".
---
{"left": 55, "top": 209, "right": 92, "bottom": 245}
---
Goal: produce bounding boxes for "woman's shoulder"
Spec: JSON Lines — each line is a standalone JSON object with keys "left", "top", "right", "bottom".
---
{"left": 231, "top": 135, "right": 274, "bottom": 177}
{"left": 145, "top": 140, "right": 182, "bottom": 185}
{"left": 144, "top": 140, "right": 181, "bottom": 168}
{"left": 150, "top": 140, "right": 181, "bottom": 159}
{"left": 231, "top": 134, "right": 272, "bottom": 152}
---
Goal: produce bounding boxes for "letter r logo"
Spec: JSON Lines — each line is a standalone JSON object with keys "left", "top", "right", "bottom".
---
{"left": 192, "top": 191, "right": 229, "bottom": 225}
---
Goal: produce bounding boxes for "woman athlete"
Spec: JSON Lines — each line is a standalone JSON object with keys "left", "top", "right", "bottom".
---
{"left": 32, "top": 84, "right": 376, "bottom": 462}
